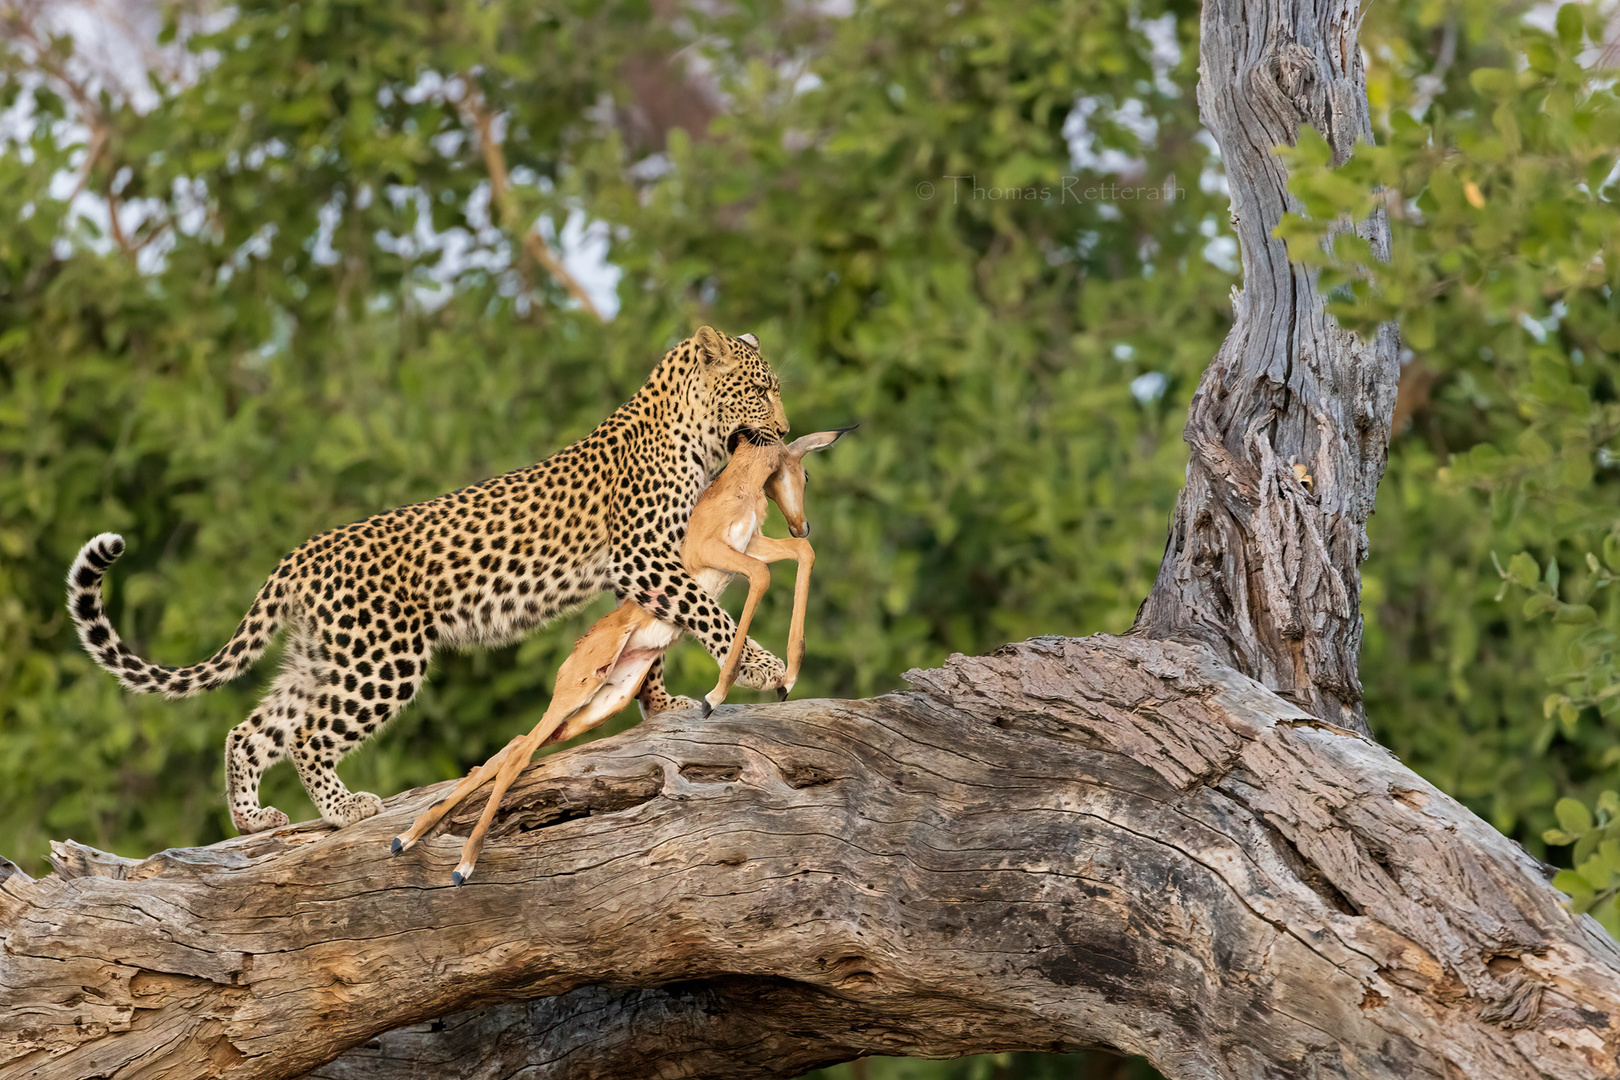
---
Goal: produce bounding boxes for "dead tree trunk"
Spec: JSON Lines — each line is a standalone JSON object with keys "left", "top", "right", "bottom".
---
{"left": 4, "top": 635, "right": 1619, "bottom": 1080}
{"left": 1131, "top": 0, "right": 1402, "bottom": 737}
{"left": 3, "top": 1, "right": 1612, "bottom": 1078}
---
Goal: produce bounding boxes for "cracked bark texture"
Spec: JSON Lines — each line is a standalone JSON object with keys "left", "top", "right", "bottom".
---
{"left": 5, "top": 635, "right": 1619, "bottom": 1080}
{"left": 1131, "top": 0, "right": 1402, "bottom": 737}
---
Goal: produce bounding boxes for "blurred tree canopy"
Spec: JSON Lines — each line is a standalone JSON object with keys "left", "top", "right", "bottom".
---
{"left": 2, "top": 0, "right": 1619, "bottom": 1037}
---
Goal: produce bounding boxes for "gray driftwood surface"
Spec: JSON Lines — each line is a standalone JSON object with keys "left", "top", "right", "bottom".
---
{"left": 5, "top": 0, "right": 1618, "bottom": 1078}
{"left": 3, "top": 634, "right": 1619, "bottom": 1080}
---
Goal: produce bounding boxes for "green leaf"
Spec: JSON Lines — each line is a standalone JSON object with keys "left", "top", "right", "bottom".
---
{"left": 1598, "top": 839, "right": 1620, "bottom": 876}
{"left": 1554, "top": 868, "right": 1595, "bottom": 900}
{"left": 1507, "top": 551, "right": 1541, "bottom": 588}
{"left": 1287, "top": 124, "right": 1333, "bottom": 169}
{"left": 1557, "top": 798, "right": 1594, "bottom": 835}
{"left": 1556, "top": 4, "right": 1584, "bottom": 49}
{"left": 1553, "top": 603, "right": 1596, "bottom": 624}
{"left": 1403, "top": 306, "right": 1435, "bottom": 351}
{"left": 1522, "top": 592, "right": 1559, "bottom": 619}
{"left": 1469, "top": 68, "right": 1517, "bottom": 102}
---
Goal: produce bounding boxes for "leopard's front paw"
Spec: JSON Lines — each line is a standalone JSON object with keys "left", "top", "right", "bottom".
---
{"left": 734, "top": 643, "right": 787, "bottom": 690}
{"left": 233, "top": 806, "right": 291, "bottom": 835}
{"left": 327, "top": 791, "right": 384, "bottom": 828}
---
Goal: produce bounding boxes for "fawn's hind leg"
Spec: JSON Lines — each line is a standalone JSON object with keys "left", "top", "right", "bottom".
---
{"left": 455, "top": 647, "right": 661, "bottom": 883}
{"left": 452, "top": 729, "right": 549, "bottom": 885}
{"left": 391, "top": 738, "right": 525, "bottom": 855}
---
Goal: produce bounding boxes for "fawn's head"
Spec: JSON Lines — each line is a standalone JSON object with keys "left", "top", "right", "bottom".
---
{"left": 763, "top": 426, "right": 855, "bottom": 538}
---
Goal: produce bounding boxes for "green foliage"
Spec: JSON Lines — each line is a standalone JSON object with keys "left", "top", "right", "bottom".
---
{"left": 1543, "top": 791, "right": 1620, "bottom": 923}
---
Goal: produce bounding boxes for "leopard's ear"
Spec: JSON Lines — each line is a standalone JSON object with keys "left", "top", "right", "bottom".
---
{"left": 694, "top": 326, "right": 739, "bottom": 373}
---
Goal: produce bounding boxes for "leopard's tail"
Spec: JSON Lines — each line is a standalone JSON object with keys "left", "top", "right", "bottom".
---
{"left": 67, "top": 533, "right": 285, "bottom": 699}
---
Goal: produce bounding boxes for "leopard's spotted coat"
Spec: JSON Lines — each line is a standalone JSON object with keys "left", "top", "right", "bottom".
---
{"left": 67, "top": 327, "right": 790, "bottom": 832}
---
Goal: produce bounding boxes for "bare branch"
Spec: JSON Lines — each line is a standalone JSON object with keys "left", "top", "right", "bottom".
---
{"left": 457, "top": 78, "right": 605, "bottom": 322}
{"left": 1, "top": 3, "right": 139, "bottom": 261}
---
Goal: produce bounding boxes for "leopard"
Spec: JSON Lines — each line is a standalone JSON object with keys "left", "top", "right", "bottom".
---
{"left": 67, "top": 326, "right": 791, "bottom": 834}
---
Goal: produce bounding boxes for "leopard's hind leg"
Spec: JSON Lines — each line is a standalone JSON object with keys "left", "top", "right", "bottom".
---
{"left": 226, "top": 623, "right": 321, "bottom": 834}
{"left": 227, "top": 715, "right": 294, "bottom": 834}
{"left": 292, "top": 613, "right": 430, "bottom": 828}
{"left": 636, "top": 654, "right": 702, "bottom": 718}
{"left": 291, "top": 709, "right": 386, "bottom": 828}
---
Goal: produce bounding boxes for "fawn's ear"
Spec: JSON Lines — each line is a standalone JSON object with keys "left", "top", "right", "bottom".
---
{"left": 694, "top": 326, "right": 739, "bottom": 373}
{"left": 787, "top": 425, "right": 856, "bottom": 456}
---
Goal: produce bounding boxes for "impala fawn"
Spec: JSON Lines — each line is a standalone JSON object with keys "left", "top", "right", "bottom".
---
{"left": 391, "top": 426, "right": 852, "bottom": 883}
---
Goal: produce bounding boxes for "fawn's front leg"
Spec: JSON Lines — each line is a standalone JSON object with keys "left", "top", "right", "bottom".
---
{"left": 685, "top": 538, "right": 774, "bottom": 711}
{"left": 745, "top": 534, "right": 815, "bottom": 696}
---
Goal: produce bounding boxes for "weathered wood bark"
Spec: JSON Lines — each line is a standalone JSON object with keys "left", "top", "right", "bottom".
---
{"left": 303, "top": 985, "right": 869, "bottom": 1080}
{"left": 4, "top": 636, "right": 1620, "bottom": 1080}
{"left": 1131, "top": 0, "right": 1402, "bottom": 737}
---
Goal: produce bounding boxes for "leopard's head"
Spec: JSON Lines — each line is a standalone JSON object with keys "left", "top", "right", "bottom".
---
{"left": 692, "top": 325, "right": 790, "bottom": 440}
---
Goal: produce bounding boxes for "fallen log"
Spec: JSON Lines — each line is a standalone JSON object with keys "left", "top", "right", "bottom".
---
{"left": 4, "top": 634, "right": 1617, "bottom": 1080}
